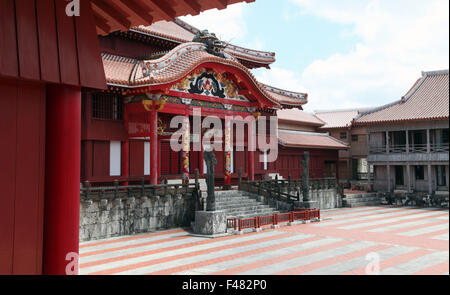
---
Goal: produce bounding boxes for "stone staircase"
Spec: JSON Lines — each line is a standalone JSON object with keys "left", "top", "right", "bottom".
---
{"left": 214, "top": 191, "right": 282, "bottom": 219}
{"left": 343, "top": 192, "right": 383, "bottom": 208}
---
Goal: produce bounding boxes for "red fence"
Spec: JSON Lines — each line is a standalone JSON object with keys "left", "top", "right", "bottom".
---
{"left": 228, "top": 209, "right": 321, "bottom": 232}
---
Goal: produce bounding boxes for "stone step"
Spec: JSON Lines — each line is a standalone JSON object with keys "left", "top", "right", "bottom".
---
{"left": 230, "top": 211, "right": 282, "bottom": 219}
{"left": 220, "top": 205, "right": 271, "bottom": 213}
{"left": 216, "top": 203, "right": 267, "bottom": 211}
{"left": 344, "top": 196, "right": 382, "bottom": 202}
{"left": 227, "top": 208, "right": 281, "bottom": 217}
{"left": 215, "top": 195, "right": 256, "bottom": 201}
{"left": 343, "top": 201, "right": 382, "bottom": 208}
{"left": 215, "top": 199, "right": 259, "bottom": 206}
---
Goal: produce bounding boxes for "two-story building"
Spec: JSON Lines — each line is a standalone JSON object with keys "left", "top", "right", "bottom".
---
{"left": 314, "top": 109, "right": 374, "bottom": 187}
{"left": 354, "top": 70, "right": 449, "bottom": 195}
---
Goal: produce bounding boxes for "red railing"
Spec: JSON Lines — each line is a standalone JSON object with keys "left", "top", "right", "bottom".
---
{"left": 234, "top": 209, "right": 320, "bottom": 232}
{"left": 238, "top": 217, "right": 258, "bottom": 231}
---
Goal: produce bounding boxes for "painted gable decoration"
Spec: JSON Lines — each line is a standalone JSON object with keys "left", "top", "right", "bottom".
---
{"left": 171, "top": 69, "right": 249, "bottom": 101}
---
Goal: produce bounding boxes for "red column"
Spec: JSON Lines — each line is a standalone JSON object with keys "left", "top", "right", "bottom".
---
{"left": 199, "top": 139, "right": 204, "bottom": 175}
{"left": 150, "top": 105, "right": 158, "bottom": 185}
{"left": 121, "top": 141, "right": 129, "bottom": 185}
{"left": 247, "top": 120, "right": 255, "bottom": 181}
{"left": 224, "top": 118, "right": 232, "bottom": 188}
{"left": 43, "top": 85, "right": 81, "bottom": 275}
{"left": 122, "top": 99, "right": 129, "bottom": 185}
{"left": 181, "top": 109, "right": 190, "bottom": 184}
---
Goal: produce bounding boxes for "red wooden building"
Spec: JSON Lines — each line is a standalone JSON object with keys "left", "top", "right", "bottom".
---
{"left": 0, "top": 0, "right": 253, "bottom": 276}
{"left": 81, "top": 19, "right": 348, "bottom": 187}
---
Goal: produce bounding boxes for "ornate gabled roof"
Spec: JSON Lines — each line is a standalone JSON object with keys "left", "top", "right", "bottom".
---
{"left": 129, "top": 18, "right": 276, "bottom": 68}
{"left": 355, "top": 70, "right": 449, "bottom": 125}
{"left": 102, "top": 42, "right": 307, "bottom": 108}
{"left": 262, "top": 85, "right": 308, "bottom": 107}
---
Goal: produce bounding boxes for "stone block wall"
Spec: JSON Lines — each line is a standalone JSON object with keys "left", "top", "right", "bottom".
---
{"left": 79, "top": 193, "right": 195, "bottom": 241}
{"left": 309, "top": 189, "right": 343, "bottom": 209}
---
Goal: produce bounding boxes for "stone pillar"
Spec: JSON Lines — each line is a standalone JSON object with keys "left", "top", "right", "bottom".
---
{"left": 43, "top": 85, "right": 81, "bottom": 275}
{"left": 387, "top": 164, "right": 391, "bottom": 192}
{"left": 386, "top": 131, "right": 390, "bottom": 154}
{"left": 224, "top": 118, "right": 232, "bottom": 189}
{"left": 368, "top": 164, "right": 372, "bottom": 192}
{"left": 406, "top": 130, "right": 409, "bottom": 154}
{"left": 150, "top": 104, "right": 158, "bottom": 185}
{"left": 302, "top": 152, "right": 310, "bottom": 202}
{"left": 427, "top": 129, "right": 431, "bottom": 153}
{"left": 181, "top": 112, "right": 190, "bottom": 184}
{"left": 428, "top": 164, "right": 433, "bottom": 194}
{"left": 204, "top": 151, "right": 217, "bottom": 211}
{"left": 406, "top": 164, "right": 411, "bottom": 193}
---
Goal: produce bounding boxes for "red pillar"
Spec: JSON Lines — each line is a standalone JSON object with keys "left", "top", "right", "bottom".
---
{"left": 150, "top": 105, "right": 158, "bottom": 185}
{"left": 43, "top": 85, "right": 81, "bottom": 275}
{"left": 121, "top": 141, "right": 129, "bottom": 185}
{"left": 247, "top": 120, "right": 255, "bottom": 181}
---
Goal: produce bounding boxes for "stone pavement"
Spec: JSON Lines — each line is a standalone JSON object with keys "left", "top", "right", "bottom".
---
{"left": 79, "top": 206, "right": 449, "bottom": 275}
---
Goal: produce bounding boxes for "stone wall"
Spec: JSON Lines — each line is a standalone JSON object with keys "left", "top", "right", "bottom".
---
{"left": 308, "top": 188, "right": 343, "bottom": 209}
{"left": 79, "top": 193, "right": 195, "bottom": 242}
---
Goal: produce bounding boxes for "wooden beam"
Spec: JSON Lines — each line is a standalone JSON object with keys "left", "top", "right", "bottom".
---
{"left": 179, "top": 0, "right": 201, "bottom": 16}
{"left": 209, "top": 0, "right": 228, "bottom": 10}
{"left": 118, "top": 0, "right": 154, "bottom": 25}
{"left": 91, "top": 0, "right": 131, "bottom": 30}
{"left": 147, "top": 0, "right": 177, "bottom": 20}
{"left": 93, "top": 11, "right": 111, "bottom": 35}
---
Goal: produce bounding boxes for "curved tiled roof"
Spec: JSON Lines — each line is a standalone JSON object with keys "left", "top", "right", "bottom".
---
{"left": 315, "top": 110, "right": 360, "bottom": 129}
{"left": 103, "top": 42, "right": 307, "bottom": 107}
{"left": 277, "top": 109, "right": 324, "bottom": 126}
{"left": 130, "top": 18, "right": 276, "bottom": 66}
{"left": 278, "top": 130, "right": 349, "bottom": 150}
{"left": 355, "top": 70, "right": 449, "bottom": 125}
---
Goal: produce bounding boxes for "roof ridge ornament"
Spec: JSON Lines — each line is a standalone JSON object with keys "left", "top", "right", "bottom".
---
{"left": 192, "top": 30, "right": 227, "bottom": 58}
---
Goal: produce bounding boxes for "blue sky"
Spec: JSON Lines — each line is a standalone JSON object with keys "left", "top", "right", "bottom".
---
{"left": 181, "top": 0, "right": 449, "bottom": 112}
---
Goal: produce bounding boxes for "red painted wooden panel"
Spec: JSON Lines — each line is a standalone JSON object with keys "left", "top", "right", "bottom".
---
{"left": 0, "top": 80, "right": 17, "bottom": 274}
{"left": 160, "top": 141, "right": 171, "bottom": 175}
{"left": 74, "top": 0, "right": 107, "bottom": 89}
{"left": 15, "top": 0, "right": 41, "bottom": 80}
{"left": 85, "top": 141, "right": 94, "bottom": 179}
{"left": 130, "top": 140, "right": 144, "bottom": 176}
{"left": 36, "top": 0, "right": 60, "bottom": 83}
{"left": 190, "top": 150, "right": 200, "bottom": 175}
{"left": 0, "top": 0, "right": 19, "bottom": 77}
{"left": 170, "top": 149, "right": 180, "bottom": 175}
{"left": 215, "top": 151, "right": 224, "bottom": 177}
{"left": 12, "top": 82, "right": 46, "bottom": 275}
{"left": 54, "top": 0, "right": 80, "bottom": 85}
{"left": 235, "top": 150, "right": 244, "bottom": 174}
{"left": 92, "top": 141, "right": 110, "bottom": 177}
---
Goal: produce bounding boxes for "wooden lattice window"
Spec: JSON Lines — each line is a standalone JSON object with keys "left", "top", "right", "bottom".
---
{"left": 92, "top": 93, "right": 123, "bottom": 120}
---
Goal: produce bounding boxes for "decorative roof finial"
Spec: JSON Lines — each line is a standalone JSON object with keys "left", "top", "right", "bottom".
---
{"left": 193, "top": 30, "right": 226, "bottom": 58}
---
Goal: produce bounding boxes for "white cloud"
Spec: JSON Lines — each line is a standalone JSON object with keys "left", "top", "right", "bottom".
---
{"left": 288, "top": 0, "right": 449, "bottom": 111}
{"left": 180, "top": 3, "right": 249, "bottom": 44}
{"left": 253, "top": 67, "right": 307, "bottom": 93}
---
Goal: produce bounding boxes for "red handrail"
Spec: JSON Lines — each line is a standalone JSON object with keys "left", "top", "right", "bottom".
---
{"left": 234, "top": 209, "right": 320, "bottom": 232}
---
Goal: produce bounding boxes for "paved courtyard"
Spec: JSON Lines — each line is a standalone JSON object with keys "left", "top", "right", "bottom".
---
{"left": 79, "top": 206, "right": 449, "bottom": 275}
